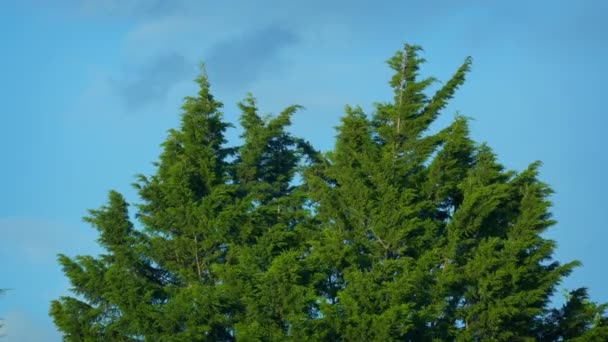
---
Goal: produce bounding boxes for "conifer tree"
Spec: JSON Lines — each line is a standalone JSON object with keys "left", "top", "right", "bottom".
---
{"left": 51, "top": 69, "right": 318, "bottom": 341}
{"left": 218, "top": 94, "right": 319, "bottom": 340}
{"left": 539, "top": 288, "right": 608, "bottom": 341}
{"left": 305, "top": 44, "right": 607, "bottom": 341}
{"left": 51, "top": 45, "right": 607, "bottom": 341}
{"left": 305, "top": 44, "right": 476, "bottom": 340}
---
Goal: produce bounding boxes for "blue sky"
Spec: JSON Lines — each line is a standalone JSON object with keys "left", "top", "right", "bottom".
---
{"left": 1, "top": 1, "right": 607, "bottom": 340}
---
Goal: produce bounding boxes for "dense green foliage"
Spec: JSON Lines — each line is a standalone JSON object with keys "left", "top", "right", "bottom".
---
{"left": 51, "top": 44, "right": 607, "bottom": 341}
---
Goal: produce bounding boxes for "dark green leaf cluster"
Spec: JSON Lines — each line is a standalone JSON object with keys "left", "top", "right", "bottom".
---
{"left": 51, "top": 45, "right": 606, "bottom": 341}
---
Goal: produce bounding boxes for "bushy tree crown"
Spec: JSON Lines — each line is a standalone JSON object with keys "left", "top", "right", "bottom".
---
{"left": 50, "top": 44, "right": 607, "bottom": 341}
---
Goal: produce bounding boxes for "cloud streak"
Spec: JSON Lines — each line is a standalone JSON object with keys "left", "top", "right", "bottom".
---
{"left": 58, "top": 0, "right": 194, "bottom": 18}
{"left": 0, "top": 218, "right": 98, "bottom": 264}
{"left": 115, "top": 53, "right": 196, "bottom": 110}
{"left": 205, "top": 26, "right": 299, "bottom": 89}
{"left": 1, "top": 310, "right": 61, "bottom": 341}
{"left": 110, "top": 25, "right": 298, "bottom": 110}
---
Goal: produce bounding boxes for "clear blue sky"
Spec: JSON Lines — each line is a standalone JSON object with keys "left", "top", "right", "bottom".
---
{"left": 1, "top": 1, "right": 607, "bottom": 340}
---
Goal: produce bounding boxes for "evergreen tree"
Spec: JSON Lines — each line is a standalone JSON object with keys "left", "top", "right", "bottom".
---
{"left": 51, "top": 45, "right": 606, "bottom": 341}
{"left": 218, "top": 93, "right": 319, "bottom": 340}
{"left": 51, "top": 69, "right": 317, "bottom": 341}
{"left": 305, "top": 44, "right": 606, "bottom": 341}
{"left": 533, "top": 288, "right": 608, "bottom": 341}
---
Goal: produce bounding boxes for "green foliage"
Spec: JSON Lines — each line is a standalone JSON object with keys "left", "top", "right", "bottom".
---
{"left": 51, "top": 46, "right": 606, "bottom": 341}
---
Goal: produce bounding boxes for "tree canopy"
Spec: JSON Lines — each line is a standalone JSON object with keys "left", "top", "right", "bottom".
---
{"left": 50, "top": 44, "right": 608, "bottom": 341}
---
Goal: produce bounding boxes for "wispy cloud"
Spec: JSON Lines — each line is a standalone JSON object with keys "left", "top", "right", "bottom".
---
{"left": 115, "top": 53, "right": 196, "bottom": 110}
{"left": 0, "top": 218, "right": 99, "bottom": 340}
{"left": 59, "top": 0, "right": 195, "bottom": 18}
{"left": 205, "top": 26, "right": 299, "bottom": 89}
{"left": 105, "top": 25, "right": 299, "bottom": 110}
{"left": 0, "top": 218, "right": 98, "bottom": 264}
{"left": 122, "top": 15, "right": 204, "bottom": 58}
{"left": 0, "top": 310, "right": 61, "bottom": 342}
